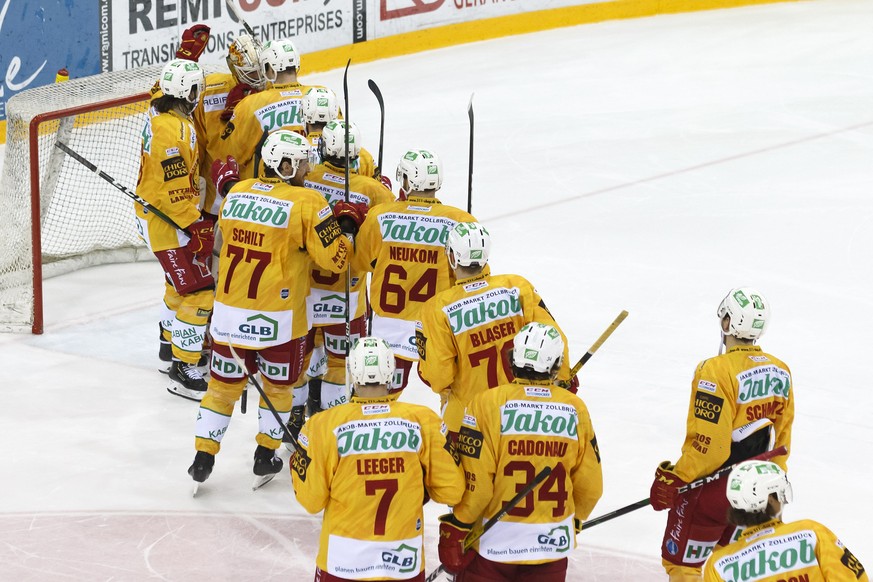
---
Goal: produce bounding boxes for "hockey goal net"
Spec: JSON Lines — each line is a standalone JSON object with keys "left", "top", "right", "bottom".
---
{"left": 0, "top": 65, "right": 221, "bottom": 333}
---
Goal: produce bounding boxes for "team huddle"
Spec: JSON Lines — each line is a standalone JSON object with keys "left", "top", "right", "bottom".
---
{"left": 134, "top": 25, "right": 867, "bottom": 582}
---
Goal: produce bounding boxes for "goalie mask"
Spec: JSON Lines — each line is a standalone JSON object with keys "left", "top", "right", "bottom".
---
{"left": 511, "top": 323, "right": 564, "bottom": 374}
{"left": 261, "top": 130, "right": 310, "bottom": 181}
{"left": 348, "top": 337, "right": 396, "bottom": 386}
{"left": 726, "top": 460, "right": 793, "bottom": 513}
{"left": 260, "top": 39, "right": 300, "bottom": 83}
{"left": 446, "top": 222, "right": 491, "bottom": 269}
{"left": 159, "top": 59, "right": 205, "bottom": 105}
{"left": 227, "top": 33, "right": 266, "bottom": 91}
{"left": 303, "top": 87, "right": 339, "bottom": 124}
{"left": 717, "top": 287, "right": 770, "bottom": 340}
{"left": 396, "top": 149, "right": 442, "bottom": 193}
{"left": 319, "top": 120, "right": 362, "bottom": 162}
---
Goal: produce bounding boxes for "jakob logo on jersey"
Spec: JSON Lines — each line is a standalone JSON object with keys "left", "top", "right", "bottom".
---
{"left": 693, "top": 391, "right": 723, "bottom": 424}
{"left": 378, "top": 213, "right": 456, "bottom": 247}
{"left": 715, "top": 531, "right": 817, "bottom": 581}
{"left": 444, "top": 287, "right": 523, "bottom": 334}
{"left": 161, "top": 156, "right": 187, "bottom": 181}
{"left": 736, "top": 365, "right": 791, "bottom": 404}
{"left": 335, "top": 418, "right": 422, "bottom": 455}
{"left": 500, "top": 401, "right": 578, "bottom": 438}
{"left": 222, "top": 193, "right": 291, "bottom": 228}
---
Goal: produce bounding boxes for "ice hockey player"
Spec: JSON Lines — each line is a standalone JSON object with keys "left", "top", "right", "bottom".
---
{"left": 280, "top": 119, "right": 392, "bottom": 434}
{"left": 290, "top": 336, "right": 465, "bottom": 581}
{"left": 351, "top": 149, "right": 477, "bottom": 391}
{"left": 650, "top": 288, "right": 794, "bottom": 581}
{"left": 222, "top": 38, "right": 322, "bottom": 180}
{"left": 417, "top": 221, "right": 577, "bottom": 439}
{"left": 187, "top": 129, "right": 358, "bottom": 491}
{"left": 300, "top": 87, "right": 379, "bottom": 180}
{"left": 136, "top": 59, "right": 213, "bottom": 401}
{"left": 438, "top": 323, "right": 603, "bottom": 582}
{"left": 704, "top": 460, "right": 867, "bottom": 581}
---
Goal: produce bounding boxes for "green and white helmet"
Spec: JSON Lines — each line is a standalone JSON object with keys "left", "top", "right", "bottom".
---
{"left": 717, "top": 287, "right": 770, "bottom": 340}
{"left": 302, "top": 87, "right": 339, "bottom": 124}
{"left": 159, "top": 59, "right": 205, "bottom": 103}
{"left": 446, "top": 222, "right": 491, "bottom": 268}
{"left": 349, "top": 337, "right": 396, "bottom": 385}
{"left": 260, "top": 38, "right": 300, "bottom": 82}
{"left": 396, "top": 149, "right": 442, "bottom": 192}
{"left": 261, "top": 130, "right": 310, "bottom": 180}
{"left": 726, "top": 460, "right": 793, "bottom": 513}
{"left": 320, "top": 120, "right": 361, "bottom": 160}
{"left": 511, "top": 323, "right": 564, "bottom": 374}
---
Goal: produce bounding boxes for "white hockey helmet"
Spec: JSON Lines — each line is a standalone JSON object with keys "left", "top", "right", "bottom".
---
{"left": 320, "top": 120, "right": 362, "bottom": 161}
{"left": 511, "top": 323, "right": 564, "bottom": 374}
{"left": 261, "top": 130, "right": 311, "bottom": 180}
{"left": 349, "top": 337, "right": 396, "bottom": 385}
{"left": 302, "top": 87, "right": 339, "bottom": 124}
{"left": 227, "top": 33, "right": 266, "bottom": 90}
{"left": 446, "top": 222, "right": 491, "bottom": 269}
{"left": 726, "top": 460, "right": 793, "bottom": 513}
{"left": 260, "top": 38, "right": 300, "bottom": 82}
{"left": 717, "top": 287, "right": 771, "bottom": 340}
{"left": 396, "top": 149, "right": 443, "bottom": 192}
{"left": 159, "top": 59, "right": 205, "bottom": 103}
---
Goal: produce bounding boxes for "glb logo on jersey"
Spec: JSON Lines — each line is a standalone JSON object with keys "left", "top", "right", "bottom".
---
{"left": 443, "top": 287, "right": 523, "bottom": 334}
{"left": 378, "top": 213, "right": 456, "bottom": 247}
{"left": 334, "top": 418, "right": 422, "bottom": 455}
{"left": 237, "top": 313, "right": 279, "bottom": 343}
{"left": 500, "top": 401, "right": 578, "bottom": 438}
{"left": 222, "top": 193, "right": 291, "bottom": 228}
{"left": 381, "top": 544, "right": 419, "bottom": 574}
{"left": 714, "top": 531, "right": 817, "bottom": 581}
{"left": 736, "top": 365, "right": 791, "bottom": 404}
{"left": 536, "top": 525, "right": 572, "bottom": 553}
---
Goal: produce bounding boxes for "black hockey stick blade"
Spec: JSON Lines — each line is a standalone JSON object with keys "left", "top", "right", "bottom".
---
{"left": 367, "top": 79, "right": 385, "bottom": 173}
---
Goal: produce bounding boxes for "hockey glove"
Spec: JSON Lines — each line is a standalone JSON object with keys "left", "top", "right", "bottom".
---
{"left": 186, "top": 217, "right": 215, "bottom": 262}
{"left": 556, "top": 375, "right": 580, "bottom": 393}
{"left": 176, "top": 24, "right": 211, "bottom": 61}
{"left": 221, "top": 83, "right": 256, "bottom": 122}
{"left": 378, "top": 172, "right": 393, "bottom": 192}
{"left": 332, "top": 201, "right": 368, "bottom": 236}
{"left": 438, "top": 513, "right": 475, "bottom": 575}
{"left": 650, "top": 461, "right": 687, "bottom": 511}
{"left": 212, "top": 156, "right": 240, "bottom": 198}
{"left": 574, "top": 517, "right": 583, "bottom": 534}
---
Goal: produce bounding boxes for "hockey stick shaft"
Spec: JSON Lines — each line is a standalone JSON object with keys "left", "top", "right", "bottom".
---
{"left": 226, "top": 340, "right": 301, "bottom": 450}
{"left": 578, "top": 445, "right": 788, "bottom": 531}
{"left": 225, "top": 0, "right": 258, "bottom": 40}
{"left": 367, "top": 80, "right": 385, "bottom": 175}
{"left": 569, "top": 310, "right": 629, "bottom": 377}
{"left": 342, "top": 59, "right": 352, "bottom": 361}
{"left": 467, "top": 94, "right": 474, "bottom": 215}
{"left": 424, "top": 466, "right": 552, "bottom": 582}
{"left": 55, "top": 141, "right": 189, "bottom": 235}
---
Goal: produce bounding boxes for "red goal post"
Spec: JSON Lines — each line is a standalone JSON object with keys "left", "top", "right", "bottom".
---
{"left": 0, "top": 65, "right": 220, "bottom": 334}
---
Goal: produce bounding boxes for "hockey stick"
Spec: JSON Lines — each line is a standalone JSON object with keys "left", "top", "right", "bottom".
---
{"left": 424, "top": 466, "right": 552, "bottom": 582}
{"left": 225, "top": 0, "right": 258, "bottom": 40}
{"left": 342, "top": 59, "right": 353, "bottom": 364}
{"left": 226, "top": 339, "right": 301, "bottom": 451}
{"left": 578, "top": 445, "right": 788, "bottom": 531}
{"left": 568, "top": 310, "right": 629, "bottom": 378}
{"left": 367, "top": 79, "right": 385, "bottom": 177}
{"left": 467, "top": 93, "right": 474, "bottom": 215}
{"left": 56, "top": 141, "right": 190, "bottom": 235}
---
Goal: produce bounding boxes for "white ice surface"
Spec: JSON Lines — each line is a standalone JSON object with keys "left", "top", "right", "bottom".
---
{"left": 1, "top": 0, "right": 872, "bottom": 579}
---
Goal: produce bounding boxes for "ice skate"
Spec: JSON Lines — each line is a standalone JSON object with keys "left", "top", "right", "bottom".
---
{"left": 252, "top": 445, "right": 283, "bottom": 491}
{"left": 167, "top": 359, "right": 208, "bottom": 401}
{"left": 159, "top": 323, "right": 173, "bottom": 362}
{"left": 188, "top": 450, "right": 215, "bottom": 497}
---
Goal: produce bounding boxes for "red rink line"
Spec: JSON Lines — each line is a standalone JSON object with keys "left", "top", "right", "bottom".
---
{"left": 0, "top": 512, "right": 660, "bottom": 581}
{"left": 486, "top": 119, "right": 873, "bottom": 222}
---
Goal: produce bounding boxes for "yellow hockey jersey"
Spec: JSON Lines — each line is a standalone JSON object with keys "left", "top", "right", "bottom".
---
{"left": 673, "top": 345, "right": 793, "bottom": 483}
{"left": 453, "top": 379, "right": 603, "bottom": 564}
{"left": 209, "top": 177, "right": 353, "bottom": 349}
{"left": 306, "top": 131, "right": 377, "bottom": 178}
{"left": 291, "top": 392, "right": 465, "bottom": 579}
{"left": 352, "top": 196, "right": 476, "bottom": 360}
{"left": 221, "top": 82, "right": 317, "bottom": 179}
{"left": 417, "top": 272, "right": 572, "bottom": 434}
{"left": 303, "top": 162, "right": 394, "bottom": 325}
{"left": 704, "top": 518, "right": 867, "bottom": 581}
{"left": 134, "top": 106, "right": 201, "bottom": 252}
{"left": 192, "top": 72, "right": 239, "bottom": 215}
